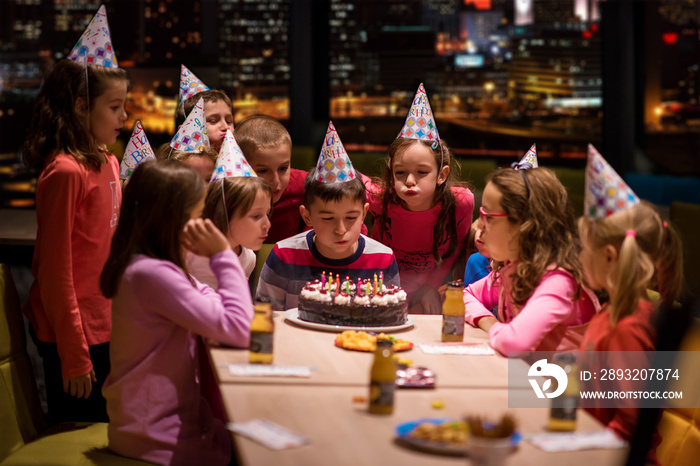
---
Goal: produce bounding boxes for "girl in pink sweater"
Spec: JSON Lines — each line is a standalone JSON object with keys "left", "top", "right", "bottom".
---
{"left": 100, "top": 160, "right": 254, "bottom": 466}
{"left": 463, "top": 167, "right": 599, "bottom": 356}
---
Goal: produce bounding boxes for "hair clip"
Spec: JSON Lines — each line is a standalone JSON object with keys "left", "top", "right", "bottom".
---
{"left": 431, "top": 140, "right": 439, "bottom": 150}
{"left": 625, "top": 229, "right": 636, "bottom": 238}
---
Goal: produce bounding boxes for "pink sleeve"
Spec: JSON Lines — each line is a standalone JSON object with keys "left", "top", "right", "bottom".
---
{"left": 360, "top": 173, "right": 383, "bottom": 215}
{"left": 36, "top": 160, "right": 92, "bottom": 379}
{"left": 488, "top": 271, "right": 579, "bottom": 355}
{"left": 132, "top": 250, "right": 254, "bottom": 348}
{"left": 463, "top": 273, "right": 499, "bottom": 327}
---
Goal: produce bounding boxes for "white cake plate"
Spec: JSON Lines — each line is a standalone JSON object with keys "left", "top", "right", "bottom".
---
{"left": 283, "top": 308, "right": 415, "bottom": 333}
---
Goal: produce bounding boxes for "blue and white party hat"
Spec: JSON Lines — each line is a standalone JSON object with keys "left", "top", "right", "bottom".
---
{"left": 120, "top": 121, "right": 155, "bottom": 180}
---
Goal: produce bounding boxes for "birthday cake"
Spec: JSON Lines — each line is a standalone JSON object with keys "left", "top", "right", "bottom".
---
{"left": 298, "top": 274, "right": 408, "bottom": 327}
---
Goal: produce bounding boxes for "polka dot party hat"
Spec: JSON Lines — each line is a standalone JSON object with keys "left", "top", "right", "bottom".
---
{"left": 397, "top": 83, "right": 440, "bottom": 142}
{"left": 178, "top": 64, "right": 210, "bottom": 106}
{"left": 315, "top": 121, "right": 357, "bottom": 183}
{"left": 513, "top": 143, "right": 538, "bottom": 169}
{"left": 67, "top": 4, "right": 118, "bottom": 68}
{"left": 170, "top": 97, "right": 210, "bottom": 152}
{"left": 211, "top": 130, "right": 256, "bottom": 181}
{"left": 584, "top": 144, "right": 639, "bottom": 219}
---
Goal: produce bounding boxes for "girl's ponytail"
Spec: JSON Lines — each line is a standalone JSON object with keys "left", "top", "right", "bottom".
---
{"left": 611, "top": 231, "right": 655, "bottom": 323}
{"left": 655, "top": 221, "right": 684, "bottom": 305}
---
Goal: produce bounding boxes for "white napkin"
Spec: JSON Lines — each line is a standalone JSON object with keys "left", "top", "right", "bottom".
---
{"left": 223, "top": 364, "right": 313, "bottom": 377}
{"left": 228, "top": 419, "right": 310, "bottom": 450}
{"left": 418, "top": 343, "right": 495, "bottom": 355}
{"left": 528, "top": 429, "right": 628, "bottom": 452}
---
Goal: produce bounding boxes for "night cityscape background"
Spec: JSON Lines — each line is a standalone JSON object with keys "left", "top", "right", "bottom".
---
{"left": 1, "top": 0, "right": 699, "bottom": 209}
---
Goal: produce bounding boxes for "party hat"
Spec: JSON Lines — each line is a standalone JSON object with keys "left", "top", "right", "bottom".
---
{"left": 120, "top": 121, "right": 155, "bottom": 180}
{"left": 584, "top": 144, "right": 639, "bottom": 219}
{"left": 178, "top": 65, "right": 210, "bottom": 105}
{"left": 211, "top": 130, "right": 256, "bottom": 181}
{"left": 397, "top": 83, "right": 440, "bottom": 141}
{"left": 67, "top": 5, "right": 118, "bottom": 68}
{"left": 315, "top": 121, "right": 357, "bottom": 183}
{"left": 170, "top": 97, "right": 210, "bottom": 152}
{"left": 513, "top": 143, "right": 538, "bottom": 169}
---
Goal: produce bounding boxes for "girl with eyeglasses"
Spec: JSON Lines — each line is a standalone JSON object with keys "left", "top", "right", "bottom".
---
{"left": 463, "top": 167, "right": 600, "bottom": 356}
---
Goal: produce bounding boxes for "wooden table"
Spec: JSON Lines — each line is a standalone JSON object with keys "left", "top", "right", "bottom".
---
{"left": 219, "top": 385, "right": 628, "bottom": 466}
{"left": 210, "top": 312, "right": 516, "bottom": 388}
{"left": 209, "top": 314, "right": 628, "bottom": 465}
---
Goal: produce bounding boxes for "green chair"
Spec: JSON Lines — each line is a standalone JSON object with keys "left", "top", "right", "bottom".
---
{"left": 550, "top": 166, "right": 586, "bottom": 218}
{"left": 670, "top": 201, "right": 700, "bottom": 299}
{"left": 249, "top": 244, "right": 275, "bottom": 299}
{"left": 0, "top": 264, "right": 150, "bottom": 466}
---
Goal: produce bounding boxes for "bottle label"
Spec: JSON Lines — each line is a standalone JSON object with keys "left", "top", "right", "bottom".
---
{"left": 550, "top": 395, "right": 578, "bottom": 421}
{"left": 442, "top": 314, "right": 465, "bottom": 336}
{"left": 250, "top": 331, "right": 273, "bottom": 354}
{"left": 369, "top": 381, "right": 395, "bottom": 407}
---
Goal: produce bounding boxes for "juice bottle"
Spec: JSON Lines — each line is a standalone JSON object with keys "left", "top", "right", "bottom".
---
{"left": 369, "top": 339, "right": 396, "bottom": 415}
{"left": 548, "top": 353, "right": 579, "bottom": 431}
{"left": 441, "top": 280, "right": 465, "bottom": 342}
{"left": 249, "top": 298, "right": 274, "bottom": 364}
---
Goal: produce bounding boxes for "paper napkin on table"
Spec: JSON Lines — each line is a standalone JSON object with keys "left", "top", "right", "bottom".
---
{"left": 418, "top": 343, "right": 495, "bottom": 355}
{"left": 227, "top": 419, "right": 310, "bottom": 450}
{"left": 223, "top": 364, "right": 313, "bottom": 377}
{"left": 529, "top": 429, "right": 628, "bottom": 452}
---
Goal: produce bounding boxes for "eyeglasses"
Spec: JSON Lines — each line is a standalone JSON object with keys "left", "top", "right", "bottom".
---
{"left": 479, "top": 206, "right": 511, "bottom": 223}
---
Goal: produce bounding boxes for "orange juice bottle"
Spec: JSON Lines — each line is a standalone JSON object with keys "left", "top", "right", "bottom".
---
{"left": 369, "top": 339, "right": 396, "bottom": 414}
{"left": 441, "top": 280, "right": 465, "bottom": 342}
{"left": 249, "top": 298, "right": 274, "bottom": 364}
{"left": 548, "top": 354, "right": 579, "bottom": 431}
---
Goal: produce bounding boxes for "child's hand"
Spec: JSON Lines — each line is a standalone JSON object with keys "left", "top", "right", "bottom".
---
{"left": 182, "top": 218, "right": 231, "bottom": 258}
{"left": 414, "top": 285, "right": 442, "bottom": 315}
{"left": 63, "top": 369, "right": 96, "bottom": 399}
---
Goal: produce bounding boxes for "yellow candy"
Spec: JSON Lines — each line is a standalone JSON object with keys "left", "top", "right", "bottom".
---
{"left": 431, "top": 399, "right": 445, "bottom": 409}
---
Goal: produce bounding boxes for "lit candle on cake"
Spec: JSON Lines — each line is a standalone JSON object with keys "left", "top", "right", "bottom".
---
{"left": 373, "top": 274, "right": 377, "bottom": 295}
{"left": 346, "top": 276, "right": 350, "bottom": 294}
{"left": 379, "top": 272, "right": 383, "bottom": 290}
{"left": 336, "top": 274, "right": 340, "bottom": 293}
{"left": 321, "top": 271, "right": 326, "bottom": 288}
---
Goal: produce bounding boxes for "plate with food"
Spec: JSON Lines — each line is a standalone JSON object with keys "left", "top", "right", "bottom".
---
{"left": 334, "top": 330, "right": 413, "bottom": 352}
{"left": 395, "top": 418, "right": 521, "bottom": 456}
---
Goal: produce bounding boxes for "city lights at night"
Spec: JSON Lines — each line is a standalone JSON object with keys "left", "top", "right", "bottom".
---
{"left": 1, "top": 0, "right": 699, "bottom": 207}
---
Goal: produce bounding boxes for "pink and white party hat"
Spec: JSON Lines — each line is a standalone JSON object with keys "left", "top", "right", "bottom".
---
{"left": 178, "top": 65, "right": 210, "bottom": 105}
{"left": 170, "top": 97, "right": 210, "bottom": 152}
{"left": 315, "top": 121, "right": 357, "bottom": 183}
{"left": 397, "top": 83, "right": 440, "bottom": 141}
{"left": 67, "top": 5, "right": 118, "bottom": 68}
{"left": 211, "top": 130, "right": 256, "bottom": 181}
{"left": 513, "top": 143, "right": 538, "bottom": 169}
{"left": 120, "top": 121, "right": 155, "bottom": 180}
{"left": 584, "top": 144, "right": 640, "bottom": 219}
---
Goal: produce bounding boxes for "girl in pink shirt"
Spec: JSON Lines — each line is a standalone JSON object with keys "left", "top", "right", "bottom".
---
{"left": 22, "top": 60, "right": 128, "bottom": 423}
{"left": 101, "top": 160, "right": 253, "bottom": 466}
{"left": 578, "top": 201, "right": 682, "bottom": 461}
{"left": 463, "top": 167, "right": 599, "bottom": 356}
{"left": 365, "top": 138, "right": 474, "bottom": 314}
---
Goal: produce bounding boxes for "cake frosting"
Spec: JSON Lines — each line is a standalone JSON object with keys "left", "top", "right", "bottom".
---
{"left": 297, "top": 276, "right": 408, "bottom": 326}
